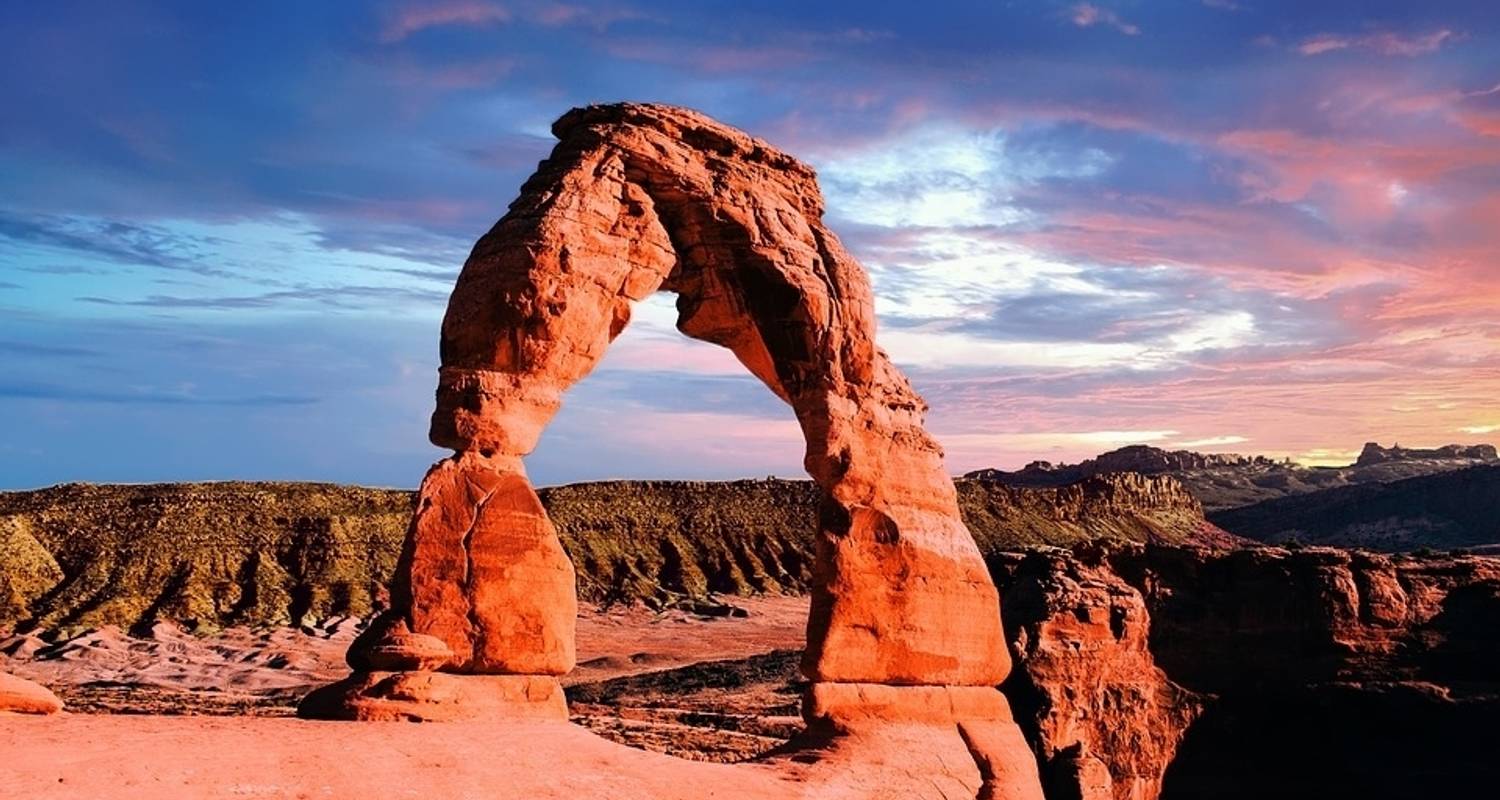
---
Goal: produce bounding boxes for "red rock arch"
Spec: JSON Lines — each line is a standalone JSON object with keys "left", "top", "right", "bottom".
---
{"left": 305, "top": 103, "right": 1041, "bottom": 799}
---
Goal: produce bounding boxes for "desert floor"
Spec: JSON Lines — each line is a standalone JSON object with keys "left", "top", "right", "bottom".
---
{"left": 1, "top": 597, "right": 816, "bottom": 778}
{"left": 2, "top": 596, "right": 1007, "bottom": 799}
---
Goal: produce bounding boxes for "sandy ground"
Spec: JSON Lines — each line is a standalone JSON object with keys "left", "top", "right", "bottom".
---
{"left": 2, "top": 597, "right": 811, "bottom": 761}
{"left": 1, "top": 597, "right": 1025, "bottom": 799}
{"left": 0, "top": 596, "right": 981, "bottom": 799}
{"left": 0, "top": 596, "right": 808, "bottom": 713}
{"left": 0, "top": 715, "right": 807, "bottom": 799}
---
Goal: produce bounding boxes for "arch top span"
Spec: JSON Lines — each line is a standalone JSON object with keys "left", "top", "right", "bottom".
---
{"left": 422, "top": 102, "right": 1005, "bottom": 687}
{"left": 304, "top": 107, "right": 1042, "bottom": 799}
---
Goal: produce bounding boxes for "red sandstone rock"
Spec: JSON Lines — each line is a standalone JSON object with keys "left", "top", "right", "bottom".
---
{"left": 1101, "top": 544, "right": 1500, "bottom": 799}
{"left": 799, "top": 682, "right": 1046, "bottom": 800}
{"left": 393, "top": 454, "right": 577, "bottom": 675}
{"left": 0, "top": 672, "right": 63, "bottom": 715}
{"left": 1109, "top": 544, "right": 1500, "bottom": 689}
{"left": 313, "top": 101, "right": 1036, "bottom": 796}
{"left": 337, "top": 103, "right": 1008, "bottom": 689}
{"left": 297, "top": 671, "right": 567, "bottom": 722}
{"left": 428, "top": 102, "right": 1005, "bottom": 686}
{"left": 993, "top": 549, "right": 1203, "bottom": 800}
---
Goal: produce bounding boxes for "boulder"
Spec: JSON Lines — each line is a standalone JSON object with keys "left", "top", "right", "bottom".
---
{"left": 0, "top": 672, "right": 63, "bottom": 715}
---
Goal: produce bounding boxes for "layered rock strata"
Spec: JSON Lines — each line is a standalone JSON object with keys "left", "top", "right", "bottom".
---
{"left": 1105, "top": 544, "right": 1500, "bottom": 800}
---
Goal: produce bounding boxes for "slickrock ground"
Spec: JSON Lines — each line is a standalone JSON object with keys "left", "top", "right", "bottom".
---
{"left": 2, "top": 717, "right": 807, "bottom": 800}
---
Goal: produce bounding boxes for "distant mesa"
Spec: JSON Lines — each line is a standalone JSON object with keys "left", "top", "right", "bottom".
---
{"left": 1354, "top": 441, "right": 1498, "bottom": 467}
{"left": 966, "top": 441, "right": 1497, "bottom": 486}
{"left": 965, "top": 444, "right": 1282, "bottom": 487}
{"left": 965, "top": 441, "right": 1500, "bottom": 518}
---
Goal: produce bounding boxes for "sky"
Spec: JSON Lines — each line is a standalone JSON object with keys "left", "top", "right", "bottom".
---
{"left": 2, "top": 0, "right": 1499, "bottom": 489}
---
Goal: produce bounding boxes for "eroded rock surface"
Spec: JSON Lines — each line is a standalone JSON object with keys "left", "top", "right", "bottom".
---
{"left": 398, "top": 102, "right": 1005, "bottom": 688}
{"left": 993, "top": 549, "right": 1202, "bottom": 800}
{"left": 0, "top": 474, "right": 1224, "bottom": 634}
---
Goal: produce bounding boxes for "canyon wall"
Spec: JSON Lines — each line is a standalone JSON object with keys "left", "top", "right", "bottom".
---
{"left": 1108, "top": 544, "right": 1500, "bottom": 800}
{"left": 988, "top": 543, "right": 1500, "bottom": 800}
{"left": 0, "top": 475, "right": 1219, "bottom": 632}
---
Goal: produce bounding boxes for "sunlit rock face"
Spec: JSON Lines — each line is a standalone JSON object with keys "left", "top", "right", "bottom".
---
{"left": 307, "top": 101, "right": 1042, "bottom": 796}
{"left": 993, "top": 548, "right": 1203, "bottom": 800}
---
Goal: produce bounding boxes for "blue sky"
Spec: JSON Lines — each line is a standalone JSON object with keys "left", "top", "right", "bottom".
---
{"left": 3, "top": 1, "right": 1499, "bottom": 488}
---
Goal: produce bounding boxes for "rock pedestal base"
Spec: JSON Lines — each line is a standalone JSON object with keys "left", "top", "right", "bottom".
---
{"left": 296, "top": 672, "right": 567, "bottom": 723}
{"left": 794, "top": 683, "right": 1046, "bottom": 800}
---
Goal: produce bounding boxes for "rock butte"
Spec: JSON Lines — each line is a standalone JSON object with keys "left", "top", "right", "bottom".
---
{"left": 299, "top": 102, "right": 1043, "bottom": 797}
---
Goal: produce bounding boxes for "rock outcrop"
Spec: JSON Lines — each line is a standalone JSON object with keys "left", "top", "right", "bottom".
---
{"left": 968, "top": 442, "right": 1500, "bottom": 520}
{"left": 980, "top": 542, "right": 1500, "bottom": 800}
{"left": 1354, "top": 441, "right": 1498, "bottom": 467}
{"left": 966, "top": 446, "right": 1279, "bottom": 487}
{"left": 992, "top": 549, "right": 1203, "bottom": 800}
{"left": 307, "top": 102, "right": 1042, "bottom": 796}
{"left": 0, "top": 482, "right": 409, "bottom": 633}
{"left": 0, "top": 671, "right": 63, "bottom": 714}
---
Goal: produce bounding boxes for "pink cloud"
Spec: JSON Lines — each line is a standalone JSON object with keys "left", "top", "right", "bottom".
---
{"left": 1298, "top": 29, "right": 1458, "bottom": 57}
{"left": 1070, "top": 3, "right": 1140, "bottom": 36}
{"left": 380, "top": 1, "right": 511, "bottom": 43}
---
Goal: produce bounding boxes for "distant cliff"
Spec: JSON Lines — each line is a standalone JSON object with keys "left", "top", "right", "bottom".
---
{"left": 0, "top": 474, "right": 1225, "bottom": 632}
{"left": 965, "top": 444, "right": 1279, "bottom": 487}
{"left": 1209, "top": 464, "right": 1500, "bottom": 551}
{"left": 966, "top": 442, "right": 1499, "bottom": 513}
{"left": 1354, "top": 442, "right": 1498, "bottom": 467}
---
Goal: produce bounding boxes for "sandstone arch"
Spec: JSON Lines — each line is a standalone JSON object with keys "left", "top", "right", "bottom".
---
{"left": 303, "top": 104, "right": 1041, "bottom": 798}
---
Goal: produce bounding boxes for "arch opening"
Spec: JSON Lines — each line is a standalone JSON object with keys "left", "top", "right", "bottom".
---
{"left": 300, "top": 104, "right": 1045, "bottom": 799}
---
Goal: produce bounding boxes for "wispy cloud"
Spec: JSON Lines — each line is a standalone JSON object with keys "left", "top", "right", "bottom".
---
{"left": 1172, "top": 435, "right": 1250, "bottom": 448}
{"left": 2, "top": 0, "right": 1498, "bottom": 483}
{"left": 1298, "top": 29, "right": 1457, "bottom": 57}
{"left": 77, "top": 285, "right": 449, "bottom": 311}
{"left": 380, "top": 1, "right": 511, "bottom": 43}
{"left": 0, "top": 213, "right": 236, "bottom": 278}
{"left": 1069, "top": 3, "right": 1140, "bottom": 36}
{"left": 0, "top": 341, "right": 101, "bottom": 358}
